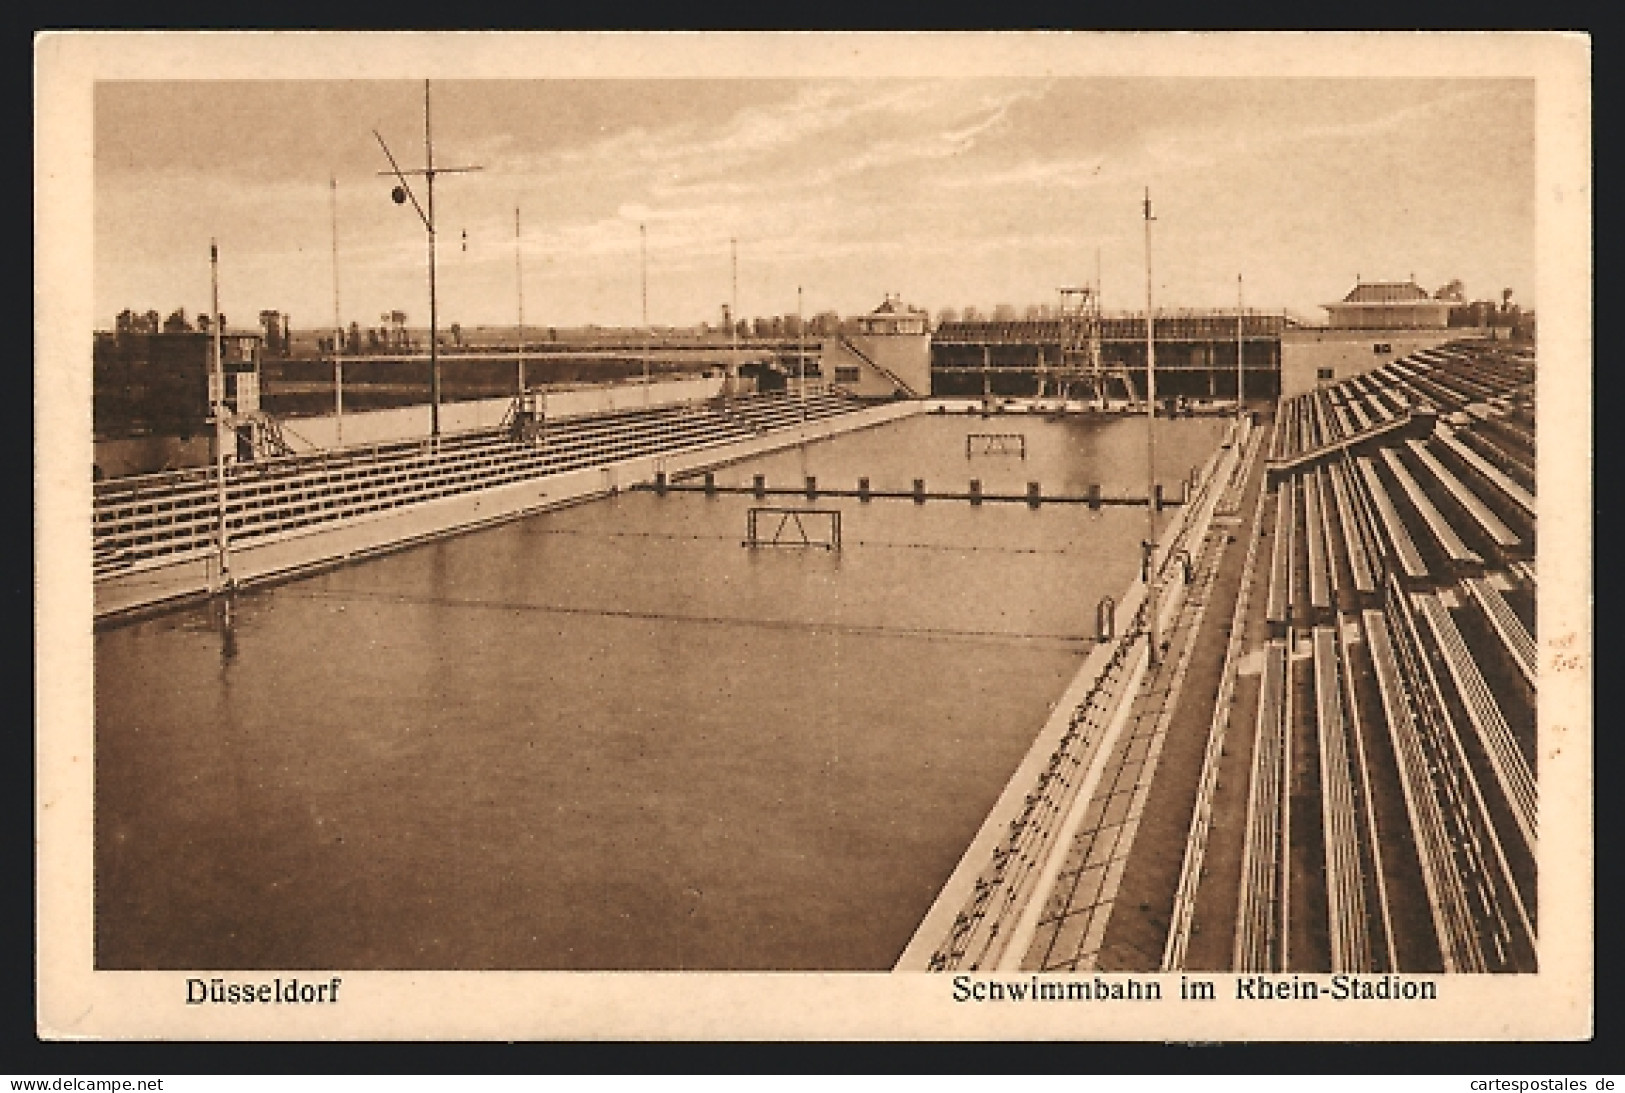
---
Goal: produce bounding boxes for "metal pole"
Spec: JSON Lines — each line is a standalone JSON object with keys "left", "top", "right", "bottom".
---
{"left": 330, "top": 177, "right": 344, "bottom": 446}
{"left": 798, "top": 284, "right": 805, "bottom": 417}
{"left": 730, "top": 236, "right": 738, "bottom": 392}
{"left": 426, "top": 81, "right": 446, "bottom": 438}
{"left": 210, "top": 239, "right": 231, "bottom": 590}
{"left": 641, "top": 222, "right": 649, "bottom": 405}
{"left": 1094, "top": 246, "right": 1104, "bottom": 408}
{"left": 425, "top": 79, "right": 441, "bottom": 439}
{"left": 1237, "top": 272, "right": 1244, "bottom": 414}
{"left": 372, "top": 85, "right": 478, "bottom": 442}
{"left": 516, "top": 206, "right": 525, "bottom": 395}
{"left": 1143, "top": 188, "right": 1159, "bottom": 664}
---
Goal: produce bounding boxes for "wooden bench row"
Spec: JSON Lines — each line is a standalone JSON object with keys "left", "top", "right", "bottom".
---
{"left": 96, "top": 392, "right": 839, "bottom": 530}
{"left": 1361, "top": 603, "right": 1485, "bottom": 972}
{"left": 1266, "top": 481, "right": 1294, "bottom": 630}
{"left": 1376, "top": 448, "right": 1484, "bottom": 573}
{"left": 1411, "top": 591, "right": 1536, "bottom": 863}
{"left": 1403, "top": 439, "right": 1522, "bottom": 557}
{"left": 1431, "top": 428, "right": 1535, "bottom": 525}
{"left": 1354, "top": 456, "right": 1429, "bottom": 583}
{"left": 94, "top": 393, "right": 868, "bottom": 576}
{"left": 1314, "top": 624, "right": 1374, "bottom": 972}
{"left": 1235, "top": 638, "right": 1290, "bottom": 970}
{"left": 1326, "top": 458, "right": 1379, "bottom": 597}
{"left": 1303, "top": 470, "right": 1333, "bottom": 614}
{"left": 1461, "top": 577, "right": 1537, "bottom": 696}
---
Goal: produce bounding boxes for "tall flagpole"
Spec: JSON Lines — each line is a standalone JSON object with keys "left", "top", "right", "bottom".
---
{"left": 330, "top": 177, "right": 344, "bottom": 446}
{"left": 1143, "top": 188, "right": 1160, "bottom": 664}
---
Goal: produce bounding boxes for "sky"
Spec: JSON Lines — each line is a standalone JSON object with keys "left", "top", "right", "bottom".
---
{"left": 93, "top": 77, "right": 1535, "bottom": 332}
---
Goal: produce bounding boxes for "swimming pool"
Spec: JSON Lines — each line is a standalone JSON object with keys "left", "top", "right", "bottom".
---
{"left": 94, "top": 411, "right": 1229, "bottom": 970}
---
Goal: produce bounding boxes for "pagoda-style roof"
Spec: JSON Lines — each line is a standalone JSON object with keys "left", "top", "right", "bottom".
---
{"left": 1338, "top": 280, "right": 1432, "bottom": 305}
{"left": 1321, "top": 278, "right": 1451, "bottom": 329}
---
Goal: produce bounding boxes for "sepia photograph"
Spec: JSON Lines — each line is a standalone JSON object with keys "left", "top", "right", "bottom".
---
{"left": 36, "top": 31, "right": 1591, "bottom": 1040}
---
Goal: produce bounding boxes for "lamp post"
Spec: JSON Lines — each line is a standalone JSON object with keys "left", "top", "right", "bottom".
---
{"left": 373, "top": 79, "right": 482, "bottom": 439}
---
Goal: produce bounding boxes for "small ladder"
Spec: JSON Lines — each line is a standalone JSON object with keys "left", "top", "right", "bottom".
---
{"left": 504, "top": 389, "right": 546, "bottom": 443}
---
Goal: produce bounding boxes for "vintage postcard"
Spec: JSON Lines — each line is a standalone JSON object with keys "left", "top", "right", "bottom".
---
{"left": 36, "top": 31, "right": 1591, "bottom": 1040}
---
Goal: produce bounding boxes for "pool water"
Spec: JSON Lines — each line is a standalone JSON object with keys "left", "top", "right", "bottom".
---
{"left": 94, "top": 412, "right": 1228, "bottom": 970}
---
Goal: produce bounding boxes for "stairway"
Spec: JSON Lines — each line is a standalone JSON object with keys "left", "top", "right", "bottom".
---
{"left": 838, "top": 335, "right": 921, "bottom": 398}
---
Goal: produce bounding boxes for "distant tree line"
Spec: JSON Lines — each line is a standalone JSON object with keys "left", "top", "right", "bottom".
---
{"left": 113, "top": 309, "right": 163, "bottom": 335}
{"left": 313, "top": 311, "right": 423, "bottom": 355}
{"left": 114, "top": 307, "right": 229, "bottom": 334}
{"left": 112, "top": 306, "right": 297, "bottom": 357}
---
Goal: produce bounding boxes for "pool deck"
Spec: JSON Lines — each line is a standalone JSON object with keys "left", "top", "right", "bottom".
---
{"left": 895, "top": 412, "right": 1257, "bottom": 970}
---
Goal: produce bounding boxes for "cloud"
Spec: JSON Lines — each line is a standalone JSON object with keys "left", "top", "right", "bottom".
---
{"left": 95, "top": 78, "right": 1534, "bottom": 327}
{"left": 436, "top": 80, "right": 1054, "bottom": 290}
{"left": 1133, "top": 81, "right": 1505, "bottom": 175}
{"left": 491, "top": 80, "right": 1041, "bottom": 208}
{"left": 929, "top": 156, "right": 1107, "bottom": 192}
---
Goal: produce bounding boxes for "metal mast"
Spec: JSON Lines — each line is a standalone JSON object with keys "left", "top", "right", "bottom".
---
{"left": 797, "top": 285, "right": 806, "bottom": 419}
{"left": 730, "top": 237, "right": 738, "bottom": 391}
{"left": 516, "top": 206, "right": 525, "bottom": 395}
{"left": 641, "top": 222, "right": 650, "bottom": 405}
{"left": 423, "top": 80, "right": 440, "bottom": 435}
{"left": 209, "top": 239, "right": 231, "bottom": 590}
{"left": 373, "top": 79, "right": 482, "bottom": 439}
{"left": 330, "top": 177, "right": 344, "bottom": 445}
{"left": 1143, "top": 187, "right": 1160, "bottom": 664}
{"left": 1094, "top": 245, "right": 1103, "bottom": 380}
{"left": 1237, "top": 272, "right": 1245, "bottom": 415}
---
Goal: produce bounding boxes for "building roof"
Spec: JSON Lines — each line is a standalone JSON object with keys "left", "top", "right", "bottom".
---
{"left": 1338, "top": 280, "right": 1433, "bottom": 305}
